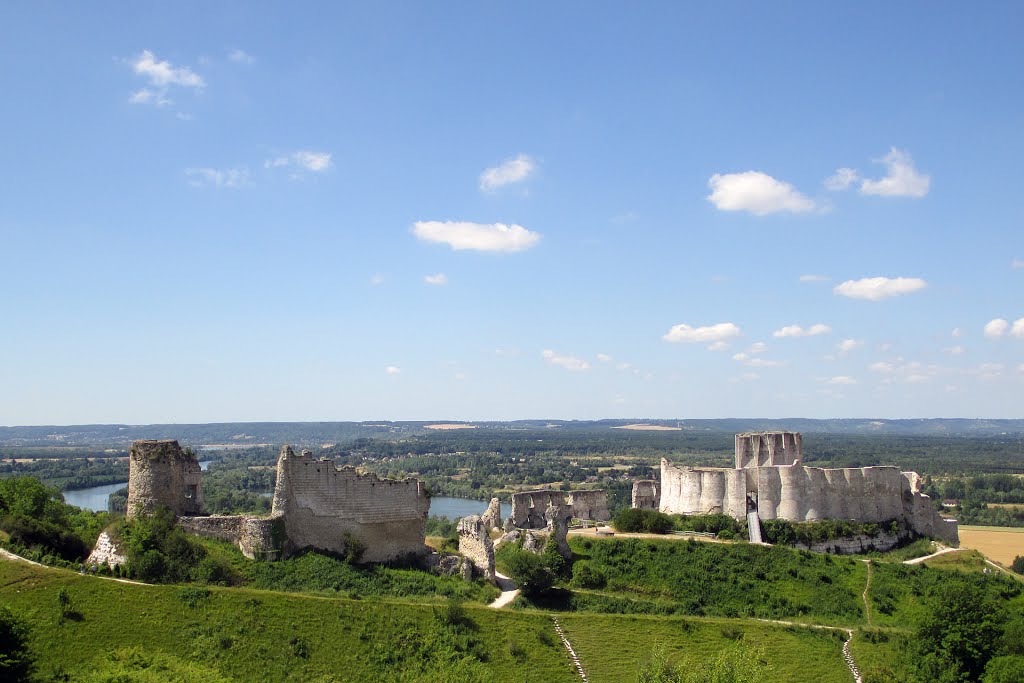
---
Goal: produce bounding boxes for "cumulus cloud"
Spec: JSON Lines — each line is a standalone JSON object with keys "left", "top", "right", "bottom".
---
{"left": 265, "top": 150, "right": 332, "bottom": 173}
{"left": 859, "top": 148, "right": 930, "bottom": 198}
{"left": 951, "top": 327, "right": 963, "bottom": 337}
{"left": 984, "top": 318, "right": 1009, "bottom": 338}
{"left": 542, "top": 349, "right": 590, "bottom": 372}
{"left": 799, "top": 274, "right": 830, "bottom": 283}
{"left": 227, "top": 48, "right": 254, "bottom": 64}
{"left": 833, "top": 276, "right": 927, "bottom": 301}
{"left": 706, "top": 171, "right": 817, "bottom": 215}
{"left": 773, "top": 324, "right": 832, "bottom": 338}
{"left": 826, "top": 376, "right": 857, "bottom": 385}
{"left": 748, "top": 342, "right": 767, "bottom": 354}
{"left": 128, "top": 50, "right": 204, "bottom": 106}
{"left": 837, "top": 339, "right": 861, "bottom": 353}
{"left": 385, "top": 366, "right": 401, "bottom": 376}
{"left": 479, "top": 154, "right": 536, "bottom": 192}
{"left": 1013, "top": 259, "right": 1024, "bottom": 269}
{"left": 707, "top": 341, "right": 730, "bottom": 352}
{"left": 423, "top": 273, "right": 448, "bottom": 286}
{"left": 869, "top": 358, "right": 938, "bottom": 384}
{"left": 412, "top": 221, "right": 541, "bottom": 253}
{"left": 824, "top": 168, "right": 859, "bottom": 191}
{"left": 596, "top": 353, "right": 613, "bottom": 363}
{"left": 184, "top": 167, "right": 249, "bottom": 188}
{"left": 663, "top": 322, "right": 741, "bottom": 345}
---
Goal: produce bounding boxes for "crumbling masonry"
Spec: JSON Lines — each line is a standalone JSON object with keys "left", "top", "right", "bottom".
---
{"left": 509, "top": 489, "right": 610, "bottom": 529}
{"left": 641, "top": 431, "right": 958, "bottom": 546}
{"left": 126, "top": 440, "right": 431, "bottom": 563}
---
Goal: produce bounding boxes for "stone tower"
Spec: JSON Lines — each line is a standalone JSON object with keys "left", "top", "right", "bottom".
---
{"left": 126, "top": 440, "right": 203, "bottom": 518}
{"left": 734, "top": 431, "right": 802, "bottom": 469}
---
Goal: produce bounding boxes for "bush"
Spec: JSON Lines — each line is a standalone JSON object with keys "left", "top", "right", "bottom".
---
{"left": 502, "top": 548, "right": 554, "bottom": 597}
{"left": 614, "top": 509, "right": 674, "bottom": 534}
{"left": 571, "top": 561, "right": 606, "bottom": 589}
{"left": 1011, "top": 556, "right": 1024, "bottom": 575}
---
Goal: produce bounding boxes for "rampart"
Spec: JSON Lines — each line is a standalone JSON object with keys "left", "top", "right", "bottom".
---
{"left": 271, "top": 446, "right": 431, "bottom": 563}
{"left": 631, "top": 480, "right": 661, "bottom": 510}
{"left": 126, "top": 440, "right": 203, "bottom": 518}
{"left": 457, "top": 515, "right": 495, "bottom": 582}
{"left": 656, "top": 431, "right": 958, "bottom": 546}
{"left": 510, "top": 489, "right": 610, "bottom": 529}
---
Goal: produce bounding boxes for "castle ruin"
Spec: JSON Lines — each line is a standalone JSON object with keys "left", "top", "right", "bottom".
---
{"left": 636, "top": 431, "right": 958, "bottom": 546}
{"left": 509, "top": 489, "right": 610, "bottom": 529}
{"left": 125, "top": 440, "right": 431, "bottom": 563}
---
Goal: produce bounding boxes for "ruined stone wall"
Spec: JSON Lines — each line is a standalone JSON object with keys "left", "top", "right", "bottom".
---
{"left": 658, "top": 457, "right": 958, "bottom": 544}
{"left": 631, "top": 480, "right": 660, "bottom": 510}
{"left": 480, "top": 498, "right": 502, "bottom": 531}
{"left": 510, "top": 489, "right": 610, "bottom": 529}
{"left": 457, "top": 515, "right": 495, "bottom": 582}
{"left": 126, "top": 440, "right": 203, "bottom": 518}
{"left": 178, "top": 514, "right": 286, "bottom": 560}
{"left": 735, "top": 431, "right": 802, "bottom": 469}
{"left": 658, "top": 460, "right": 746, "bottom": 518}
{"left": 273, "top": 447, "right": 430, "bottom": 563}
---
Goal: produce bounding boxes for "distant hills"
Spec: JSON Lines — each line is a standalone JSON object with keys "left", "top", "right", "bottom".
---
{"left": 2, "top": 418, "right": 1023, "bottom": 448}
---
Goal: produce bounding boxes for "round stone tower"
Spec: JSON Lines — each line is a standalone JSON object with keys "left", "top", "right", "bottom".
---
{"left": 126, "top": 439, "right": 204, "bottom": 518}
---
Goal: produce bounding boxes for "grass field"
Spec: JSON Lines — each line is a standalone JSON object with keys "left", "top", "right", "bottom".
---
{"left": 0, "top": 557, "right": 860, "bottom": 683}
{"left": 958, "top": 525, "right": 1024, "bottom": 565}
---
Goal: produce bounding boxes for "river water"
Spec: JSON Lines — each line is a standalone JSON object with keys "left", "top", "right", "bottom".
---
{"left": 63, "top": 476, "right": 509, "bottom": 520}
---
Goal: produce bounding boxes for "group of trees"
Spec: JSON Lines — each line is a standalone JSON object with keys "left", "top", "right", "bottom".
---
{"left": 0, "top": 477, "right": 109, "bottom": 564}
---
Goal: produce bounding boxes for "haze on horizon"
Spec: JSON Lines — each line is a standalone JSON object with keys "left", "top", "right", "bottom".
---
{"left": 1, "top": 4, "right": 1022, "bottom": 426}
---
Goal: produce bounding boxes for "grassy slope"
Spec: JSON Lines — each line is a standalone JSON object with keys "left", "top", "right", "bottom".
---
{"left": 0, "top": 558, "right": 859, "bottom": 683}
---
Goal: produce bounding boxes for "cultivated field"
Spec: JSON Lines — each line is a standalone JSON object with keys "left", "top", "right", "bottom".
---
{"left": 958, "top": 525, "right": 1024, "bottom": 565}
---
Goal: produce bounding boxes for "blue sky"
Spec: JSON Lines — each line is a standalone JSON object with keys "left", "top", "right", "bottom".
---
{"left": 2, "top": 3, "right": 1022, "bottom": 424}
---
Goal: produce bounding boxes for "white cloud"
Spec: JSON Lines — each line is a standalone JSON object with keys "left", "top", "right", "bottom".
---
{"left": 385, "top": 366, "right": 401, "bottom": 376}
{"left": 824, "top": 167, "right": 859, "bottom": 191}
{"left": 424, "top": 273, "right": 448, "bottom": 286}
{"left": 826, "top": 376, "right": 858, "bottom": 385}
{"left": 1018, "top": 364, "right": 1024, "bottom": 374}
{"left": 706, "top": 171, "right": 817, "bottom": 215}
{"left": 596, "top": 353, "right": 613, "bottom": 363}
{"left": 984, "top": 318, "right": 1009, "bottom": 338}
{"left": 859, "top": 148, "right": 930, "bottom": 198}
{"left": 479, "top": 154, "right": 536, "bottom": 192}
{"left": 799, "top": 274, "right": 830, "bottom": 283}
{"left": 227, "top": 49, "right": 254, "bottom": 64}
{"left": 837, "top": 339, "right": 861, "bottom": 353}
{"left": 412, "top": 221, "right": 541, "bottom": 253}
{"left": 748, "top": 342, "right": 767, "bottom": 354}
{"left": 369, "top": 273, "right": 385, "bottom": 286}
{"left": 542, "top": 349, "right": 590, "bottom": 372}
{"left": 663, "top": 322, "right": 741, "bottom": 345}
{"left": 128, "top": 50, "right": 204, "bottom": 107}
{"left": 833, "top": 276, "right": 927, "bottom": 301}
{"left": 976, "top": 363, "right": 1004, "bottom": 380}
{"left": 1014, "top": 318, "right": 1024, "bottom": 338}
{"left": 773, "top": 324, "right": 831, "bottom": 338}
{"left": 185, "top": 167, "right": 249, "bottom": 188}
{"left": 951, "top": 327, "right": 963, "bottom": 337}
{"left": 454, "top": 372, "right": 466, "bottom": 381}
{"left": 870, "top": 362, "right": 895, "bottom": 374}
{"left": 265, "top": 150, "right": 332, "bottom": 173}
{"left": 1013, "top": 259, "right": 1024, "bottom": 269}
{"left": 869, "top": 358, "right": 939, "bottom": 384}
{"left": 732, "top": 353, "right": 783, "bottom": 368}
{"left": 707, "top": 341, "right": 730, "bottom": 352}
{"left": 945, "top": 346, "right": 965, "bottom": 355}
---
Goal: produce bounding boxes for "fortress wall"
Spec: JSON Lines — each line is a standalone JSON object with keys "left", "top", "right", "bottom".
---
{"left": 699, "top": 470, "right": 727, "bottom": 514}
{"left": 274, "top": 449, "right": 430, "bottom": 563}
{"left": 660, "top": 460, "right": 745, "bottom": 516}
{"left": 804, "top": 467, "right": 826, "bottom": 521}
{"left": 735, "top": 431, "right": 802, "bottom": 469}
{"left": 777, "top": 466, "right": 803, "bottom": 520}
{"left": 724, "top": 473, "right": 747, "bottom": 518}
{"left": 126, "top": 440, "right": 203, "bottom": 518}
{"left": 756, "top": 467, "right": 782, "bottom": 520}
{"left": 511, "top": 489, "right": 610, "bottom": 528}
{"left": 631, "top": 480, "right": 660, "bottom": 510}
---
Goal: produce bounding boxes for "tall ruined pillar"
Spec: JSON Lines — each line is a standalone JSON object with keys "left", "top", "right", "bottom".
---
{"left": 126, "top": 440, "right": 203, "bottom": 518}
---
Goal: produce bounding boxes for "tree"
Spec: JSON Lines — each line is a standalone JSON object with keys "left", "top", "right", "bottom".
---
{"left": 502, "top": 548, "right": 554, "bottom": 597}
{"left": 913, "top": 580, "right": 1004, "bottom": 682}
{"left": 1011, "top": 556, "right": 1024, "bottom": 575}
{"left": 0, "top": 606, "right": 33, "bottom": 682}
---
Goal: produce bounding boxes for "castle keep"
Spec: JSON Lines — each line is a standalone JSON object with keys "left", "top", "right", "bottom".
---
{"left": 126, "top": 440, "right": 431, "bottom": 563}
{"left": 635, "top": 431, "right": 958, "bottom": 545}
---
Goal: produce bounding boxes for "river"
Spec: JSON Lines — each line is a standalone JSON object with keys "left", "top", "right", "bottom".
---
{"left": 63, "top": 474, "right": 509, "bottom": 520}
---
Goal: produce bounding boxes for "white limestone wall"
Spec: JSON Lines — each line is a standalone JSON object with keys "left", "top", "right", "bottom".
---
{"left": 659, "top": 460, "right": 745, "bottom": 516}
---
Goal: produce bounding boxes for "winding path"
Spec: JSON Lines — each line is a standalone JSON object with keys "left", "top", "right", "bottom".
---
{"left": 861, "top": 560, "right": 873, "bottom": 627}
{"left": 488, "top": 571, "right": 520, "bottom": 608}
{"left": 0, "top": 548, "right": 150, "bottom": 586}
{"left": 903, "top": 545, "right": 958, "bottom": 565}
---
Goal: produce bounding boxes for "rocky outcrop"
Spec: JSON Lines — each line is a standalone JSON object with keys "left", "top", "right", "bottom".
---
{"left": 457, "top": 515, "right": 495, "bottom": 582}
{"left": 85, "top": 531, "right": 126, "bottom": 568}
